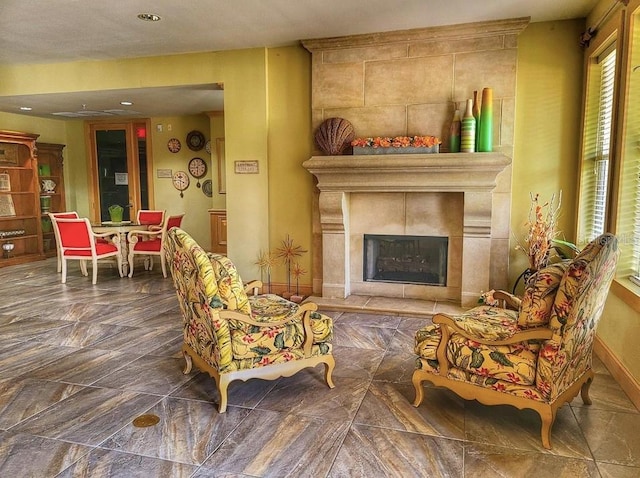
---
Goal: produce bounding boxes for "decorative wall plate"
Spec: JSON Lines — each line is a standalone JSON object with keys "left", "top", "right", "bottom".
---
{"left": 167, "top": 138, "right": 181, "bottom": 153}
{"left": 205, "top": 140, "right": 211, "bottom": 154}
{"left": 202, "top": 179, "right": 213, "bottom": 197}
{"left": 186, "top": 130, "right": 205, "bottom": 151}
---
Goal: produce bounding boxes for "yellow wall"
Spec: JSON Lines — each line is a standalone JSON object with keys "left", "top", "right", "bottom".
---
{"left": 150, "top": 114, "right": 212, "bottom": 247}
{"left": 266, "top": 46, "right": 314, "bottom": 287}
{"left": 511, "top": 20, "right": 585, "bottom": 284}
{"left": 0, "top": 49, "right": 271, "bottom": 278}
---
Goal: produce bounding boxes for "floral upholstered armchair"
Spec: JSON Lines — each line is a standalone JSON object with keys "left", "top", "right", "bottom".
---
{"left": 413, "top": 233, "right": 619, "bottom": 449}
{"left": 164, "top": 228, "right": 335, "bottom": 412}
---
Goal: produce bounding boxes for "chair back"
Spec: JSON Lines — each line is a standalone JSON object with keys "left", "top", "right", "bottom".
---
{"left": 165, "top": 213, "right": 185, "bottom": 231}
{"left": 536, "top": 233, "right": 619, "bottom": 400}
{"left": 54, "top": 218, "right": 95, "bottom": 252}
{"left": 208, "top": 253, "right": 251, "bottom": 314}
{"left": 49, "top": 211, "right": 81, "bottom": 248}
{"left": 136, "top": 209, "right": 165, "bottom": 226}
{"left": 164, "top": 228, "right": 232, "bottom": 370}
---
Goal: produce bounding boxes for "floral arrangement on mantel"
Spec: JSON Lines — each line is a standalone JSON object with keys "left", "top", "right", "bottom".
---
{"left": 515, "top": 191, "right": 563, "bottom": 272}
{"left": 351, "top": 135, "right": 440, "bottom": 149}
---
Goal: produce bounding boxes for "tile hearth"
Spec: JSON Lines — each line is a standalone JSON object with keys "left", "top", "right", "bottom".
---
{"left": 0, "top": 259, "right": 639, "bottom": 477}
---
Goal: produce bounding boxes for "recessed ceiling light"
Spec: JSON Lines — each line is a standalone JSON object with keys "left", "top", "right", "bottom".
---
{"left": 137, "top": 13, "right": 161, "bottom": 22}
{"left": 120, "top": 101, "right": 133, "bottom": 106}
{"left": 19, "top": 106, "right": 32, "bottom": 111}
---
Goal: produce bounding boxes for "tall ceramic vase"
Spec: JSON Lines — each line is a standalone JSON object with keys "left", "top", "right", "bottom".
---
{"left": 477, "top": 87, "right": 493, "bottom": 152}
{"left": 460, "top": 99, "right": 476, "bottom": 153}
{"left": 448, "top": 109, "right": 461, "bottom": 153}
{"left": 472, "top": 90, "right": 481, "bottom": 151}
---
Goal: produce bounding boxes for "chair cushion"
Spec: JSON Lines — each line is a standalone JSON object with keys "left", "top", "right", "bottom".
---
{"left": 132, "top": 238, "right": 161, "bottom": 252}
{"left": 64, "top": 242, "right": 117, "bottom": 256}
{"left": 248, "top": 294, "right": 333, "bottom": 342}
{"left": 230, "top": 322, "right": 305, "bottom": 359}
{"left": 207, "top": 253, "right": 251, "bottom": 314}
{"left": 414, "top": 323, "right": 541, "bottom": 386}
{"left": 443, "top": 305, "right": 520, "bottom": 340}
{"left": 518, "top": 261, "right": 569, "bottom": 328}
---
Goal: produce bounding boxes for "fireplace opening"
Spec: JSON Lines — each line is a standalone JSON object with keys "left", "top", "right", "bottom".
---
{"left": 363, "top": 234, "right": 448, "bottom": 286}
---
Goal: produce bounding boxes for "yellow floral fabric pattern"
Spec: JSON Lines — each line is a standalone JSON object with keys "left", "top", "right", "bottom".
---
{"left": 535, "top": 234, "right": 619, "bottom": 401}
{"left": 414, "top": 233, "right": 619, "bottom": 405}
{"left": 445, "top": 306, "right": 520, "bottom": 340}
{"left": 207, "top": 253, "right": 251, "bottom": 314}
{"left": 518, "top": 262, "right": 568, "bottom": 328}
{"left": 165, "top": 228, "right": 334, "bottom": 375}
{"left": 164, "top": 228, "right": 234, "bottom": 371}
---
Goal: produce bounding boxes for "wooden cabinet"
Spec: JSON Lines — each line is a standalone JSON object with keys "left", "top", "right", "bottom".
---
{"left": 0, "top": 130, "right": 44, "bottom": 267}
{"left": 37, "top": 142, "right": 66, "bottom": 257}
{"left": 209, "top": 209, "right": 227, "bottom": 254}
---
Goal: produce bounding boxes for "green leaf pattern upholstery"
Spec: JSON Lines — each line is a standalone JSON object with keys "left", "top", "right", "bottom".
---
{"left": 518, "top": 262, "right": 568, "bottom": 327}
{"left": 165, "top": 229, "right": 333, "bottom": 374}
{"left": 536, "top": 235, "right": 619, "bottom": 401}
{"left": 415, "top": 234, "right": 619, "bottom": 403}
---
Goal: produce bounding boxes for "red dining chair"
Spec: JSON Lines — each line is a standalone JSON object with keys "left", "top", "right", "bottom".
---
{"left": 54, "top": 217, "right": 123, "bottom": 284}
{"left": 127, "top": 213, "right": 185, "bottom": 278}
{"left": 136, "top": 209, "right": 165, "bottom": 227}
{"left": 49, "top": 211, "right": 87, "bottom": 275}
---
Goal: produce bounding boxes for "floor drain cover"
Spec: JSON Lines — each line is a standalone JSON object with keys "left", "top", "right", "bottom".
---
{"left": 132, "top": 414, "right": 160, "bottom": 427}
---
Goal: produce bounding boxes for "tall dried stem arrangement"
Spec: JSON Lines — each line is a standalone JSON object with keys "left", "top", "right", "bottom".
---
{"left": 515, "top": 192, "right": 562, "bottom": 271}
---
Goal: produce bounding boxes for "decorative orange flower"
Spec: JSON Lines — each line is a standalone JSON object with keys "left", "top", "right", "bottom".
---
{"left": 351, "top": 135, "right": 441, "bottom": 148}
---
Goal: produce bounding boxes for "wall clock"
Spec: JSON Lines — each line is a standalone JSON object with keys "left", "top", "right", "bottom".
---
{"left": 172, "top": 170, "right": 190, "bottom": 197}
{"left": 167, "top": 138, "right": 181, "bottom": 153}
{"left": 186, "top": 130, "right": 205, "bottom": 151}
{"left": 188, "top": 157, "right": 207, "bottom": 188}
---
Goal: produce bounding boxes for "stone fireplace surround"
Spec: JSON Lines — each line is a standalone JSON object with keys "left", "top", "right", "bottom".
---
{"left": 302, "top": 17, "right": 528, "bottom": 307}
{"left": 303, "top": 153, "right": 510, "bottom": 307}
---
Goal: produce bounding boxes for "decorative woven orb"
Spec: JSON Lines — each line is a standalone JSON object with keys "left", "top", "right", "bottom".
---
{"left": 314, "top": 117, "right": 355, "bottom": 155}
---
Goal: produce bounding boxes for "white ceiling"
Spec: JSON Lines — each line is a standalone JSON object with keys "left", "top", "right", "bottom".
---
{"left": 0, "top": 0, "right": 598, "bottom": 120}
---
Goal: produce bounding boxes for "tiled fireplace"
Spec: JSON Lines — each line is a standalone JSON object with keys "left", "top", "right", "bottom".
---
{"left": 302, "top": 17, "right": 527, "bottom": 306}
{"left": 303, "top": 153, "right": 510, "bottom": 307}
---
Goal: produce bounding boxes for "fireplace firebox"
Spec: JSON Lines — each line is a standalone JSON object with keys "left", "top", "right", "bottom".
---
{"left": 363, "top": 234, "right": 448, "bottom": 286}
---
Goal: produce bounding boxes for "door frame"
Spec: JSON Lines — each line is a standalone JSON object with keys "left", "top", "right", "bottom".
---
{"left": 85, "top": 119, "right": 154, "bottom": 222}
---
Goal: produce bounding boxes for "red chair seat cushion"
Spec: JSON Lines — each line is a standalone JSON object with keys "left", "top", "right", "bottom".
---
{"left": 132, "top": 238, "right": 161, "bottom": 252}
{"left": 64, "top": 242, "right": 118, "bottom": 256}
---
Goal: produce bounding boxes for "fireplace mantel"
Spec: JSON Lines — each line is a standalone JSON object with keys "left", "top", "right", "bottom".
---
{"left": 303, "top": 153, "right": 511, "bottom": 193}
{"left": 303, "top": 152, "right": 512, "bottom": 307}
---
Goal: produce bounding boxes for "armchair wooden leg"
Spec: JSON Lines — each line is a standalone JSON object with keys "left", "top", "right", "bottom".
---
{"left": 539, "top": 407, "right": 556, "bottom": 450}
{"left": 324, "top": 356, "right": 336, "bottom": 388}
{"left": 182, "top": 351, "right": 193, "bottom": 374}
{"left": 217, "top": 375, "right": 230, "bottom": 413}
{"left": 581, "top": 377, "right": 593, "bottom": 405}
{"left": 411, "top": 370, "right": 425, "bottom": 407}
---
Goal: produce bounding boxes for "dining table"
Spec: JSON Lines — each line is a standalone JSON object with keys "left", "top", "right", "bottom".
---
{"left": 91, "top": 221, "right": 149, "bottom": 276}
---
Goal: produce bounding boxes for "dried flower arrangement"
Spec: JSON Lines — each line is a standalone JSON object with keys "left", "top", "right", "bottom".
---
{"left": 256, "top": 235, "right": 308, "bottom": 298}
{"left": 515, "top": 192, "right": 562, "bottom": 272}
{"left": 351, "top": 135, "right": 441, "bottom": 149}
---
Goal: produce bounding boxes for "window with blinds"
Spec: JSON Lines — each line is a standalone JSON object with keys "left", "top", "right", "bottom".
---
{"left": 578, "top": 44, "right": 616, "bottom": 247}
{"left": 619, "top": 20, "right": 640, "bottom": 284}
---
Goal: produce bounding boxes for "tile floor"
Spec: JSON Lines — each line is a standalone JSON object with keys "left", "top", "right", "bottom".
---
{"left": 0, "top": 258, "right": 638, "bottom": 477}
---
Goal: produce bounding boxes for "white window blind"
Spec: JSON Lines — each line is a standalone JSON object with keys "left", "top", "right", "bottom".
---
{"left": 618, "top": 35, "right": 640, "bottom": 282}
{"left": 578, "top": 45, "right": 616, "bottom": 246}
